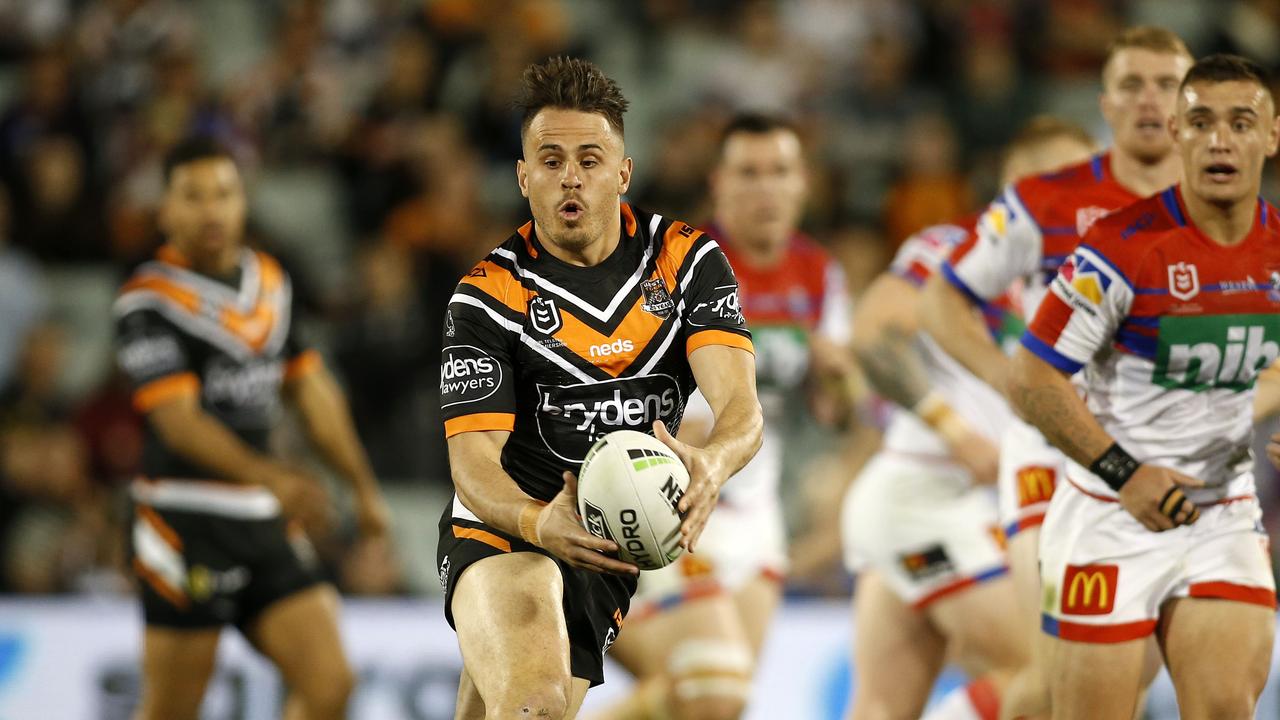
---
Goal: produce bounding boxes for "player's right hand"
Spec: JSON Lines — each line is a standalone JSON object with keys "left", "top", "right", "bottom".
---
{"left": 1118, "top": 464, "right": 1204, "bottom": 532}
{"left": 945, "top": 430, "right": 999, "bottom": 485}
{"left": 533, "top": 472, "right": 639, "bottom": 577}
{"left": 259, "top": 462, "right": 333, "bottom": 531}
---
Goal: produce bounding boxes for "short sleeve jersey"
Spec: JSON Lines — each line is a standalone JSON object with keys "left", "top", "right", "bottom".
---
{"left": 942, "top": 152, "right": 1143, "bottom": 319}
{"left": 440, "top": 204, "right": 753, "bottom": 502}
{"left": 114, "top": 246, "right": 319, "bottom": 480}
{"left": 1024, "top": 187, "right": 1280, "bottom": 503}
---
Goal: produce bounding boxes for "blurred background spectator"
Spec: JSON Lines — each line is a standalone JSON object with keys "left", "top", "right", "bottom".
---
{"left": 0, "top": 0, "right": 1277, "bottom": 600}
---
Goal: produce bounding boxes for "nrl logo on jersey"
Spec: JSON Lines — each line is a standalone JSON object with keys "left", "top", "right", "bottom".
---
{"left": 1168, "top": 262, "right": 1200, "bottom": 301}
{"left": 529, "top": 295, "right": 562, "bottom": 335}
{"left": 641, "top": 278, "right": 674, "bottom": 318}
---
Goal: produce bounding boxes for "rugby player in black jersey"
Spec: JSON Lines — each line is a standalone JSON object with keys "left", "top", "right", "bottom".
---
{"left": 116, "top": 138, "right": 390, "bottom": 720}
{"left": 437, "top": 57, "right": 764, "bottom": 719}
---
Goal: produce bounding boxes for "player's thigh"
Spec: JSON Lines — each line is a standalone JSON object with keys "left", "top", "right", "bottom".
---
{"left": 1159, "top": 597, "right": 1275, "bottom": 719}
{"left": 927, "top": 574, "right": 1028, "bottom": 676}
{"left": 244, "top": 584, "right": 355, "bottom": 710}
{"left": 452, "top": 552, "right": 575, "bottom": 706}
{"left": 1046, "top": 635, "right": 1148, "bottom": 720}
{"left": 850, "top": 571, "right": 946, "bottom": 720}
{"left": 1007, "top": 527, "right": 1043, "bottom": 636}
{"left": 137, "top": 625, "right": 221, "bottom": 720}
{"left": 732, "top": 574, "right": 783, "bottom": 658}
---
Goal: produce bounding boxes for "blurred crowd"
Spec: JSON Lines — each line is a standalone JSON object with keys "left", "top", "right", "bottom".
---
{"left": 2, "top": 0, "right": 1279, "bottom": 598}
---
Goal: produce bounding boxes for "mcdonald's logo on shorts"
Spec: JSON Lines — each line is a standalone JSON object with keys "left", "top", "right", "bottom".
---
{"left": 1016, "top": 466, "right": 1057, "bottom": 507}
{"left": 1061, "top": 564, "right": 1118, "bottom": 616}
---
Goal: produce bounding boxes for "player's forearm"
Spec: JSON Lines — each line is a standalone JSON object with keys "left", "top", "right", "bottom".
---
{"left": 1008, "top": 346, "right": 1113, "bottom": 467}
{"left": 701, "top": 393, "right": 764, "bottom": 481}
{"left": 920, "top": 276, "right": 1010, "bottom": 394}
{"left": 852, "top": 324, "right": 931, "bottom": 409}
{"left": 447, "top": 432, "right": 539, "bottom": 539}
{"left": 149, "top": 406, "right": 275, "bottom": 484}
{"left": 292, "top": 369, "right": 379, "bottom": 495}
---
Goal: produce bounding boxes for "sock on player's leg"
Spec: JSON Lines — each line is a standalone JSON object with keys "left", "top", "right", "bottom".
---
{"left": 919, "top": 677, "right": 1000, "bottom": 720}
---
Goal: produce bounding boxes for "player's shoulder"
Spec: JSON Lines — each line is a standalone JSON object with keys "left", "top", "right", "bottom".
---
{"left": 454, "top": 227, "right": 530, "bottom": 309}
{"left": 1074, "top": 188, "right": 1182, "bottom": 278}
{"left": 1014, "top": 153, "right": 1107, "bottom": 199}
{"left": 115, "top": 247, "right": 199, "bottom": 320}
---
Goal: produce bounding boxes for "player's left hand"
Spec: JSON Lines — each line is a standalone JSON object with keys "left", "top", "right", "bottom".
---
{"left": 354, "top": 486, "right": 391, "bottom": 540}
{"left": 654, "top": 419, "right": 728, "bottom": 552}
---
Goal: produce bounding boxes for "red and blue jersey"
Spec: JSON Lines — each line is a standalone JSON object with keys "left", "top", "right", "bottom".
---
{"left": 1024, "top": 186, "right": 1280, "bottom": 503}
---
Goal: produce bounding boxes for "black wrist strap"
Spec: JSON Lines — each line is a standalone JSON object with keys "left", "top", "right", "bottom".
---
{"left": 1089, "top": 443, "right": 1139, "bottom": 491}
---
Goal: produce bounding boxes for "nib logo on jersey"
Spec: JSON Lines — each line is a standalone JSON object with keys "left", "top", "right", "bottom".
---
{"left": 440, "top": 344, "right": 503, "bottom": 407}
{"left": 536, "top": 374, "right": 683, "bottom": 462}
{"left": 1153, "top": 315, "right": 1280, "bottom": 391}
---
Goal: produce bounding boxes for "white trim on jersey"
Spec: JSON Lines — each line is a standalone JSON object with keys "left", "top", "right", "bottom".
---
{"left": 131, "top": 478, "right": 281, "bottom": 519}
{"left": 133, "top": 517, "right": 188, "bottom": 590}
{"left": 447, "top": 292, "right": 595, "bottom": 383}
{"left": 451, "top": 494, "right": 483, "bottom": 523}
{"left": 489, "top": 213, "right": 663, "bottom": 323}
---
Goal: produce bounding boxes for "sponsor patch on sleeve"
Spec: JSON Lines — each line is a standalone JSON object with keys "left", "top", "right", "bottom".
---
{"left": 440, "top": 344, "right": 503, "bottom": 408}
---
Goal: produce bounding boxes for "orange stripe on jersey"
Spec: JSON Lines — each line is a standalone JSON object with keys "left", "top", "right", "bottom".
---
{"left": 621, "top": 203, "right": 637, "bottom": 237}
{"left": 461, "top": 261, "right": 525, "bottom": 315}
{"left": 444, "top": 412, "right": 516, "bottom": 437}
{"left": 687, "top": 329, "right": 754, "bottom": 357}
{"left": 137, "top": 504, "right": 184, "bottom": 551}
{"left": 120, "top": 275, "right": 201, "bottom": 313}
{"left": 552, "top": 294, "right": 665, "bottom": 377}
{"left": 255, "top": 252, "right": 284, "bottom": 295}
{"left": 517, "top": 221, "right": 537, "bottom": 258}
{"left": 220, "top": 298, "right": 277, "bottom": 351}
{"left": 134, "top": 372, "right": 201, "bottom": 412}
{"left": 156, "top": 244, "right": 193, "bottom": 268}
{"left": 284, "top": 349, "right": 323, "bottom": 381}
{"left": 132, "top": 557, "right": 190, "bottom": 609}
{"left": 453, "top": 524, "right": 512, "bottom": 552}
{"left": 661, "top": 220, "right": 704, "bottom": 269}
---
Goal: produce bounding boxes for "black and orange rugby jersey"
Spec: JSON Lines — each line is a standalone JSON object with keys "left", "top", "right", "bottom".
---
{"left": 441, "top": 204, "right": 753, "bottom": 501}
{"left": 114, "top": 245, "right": 320, "bottom": 480}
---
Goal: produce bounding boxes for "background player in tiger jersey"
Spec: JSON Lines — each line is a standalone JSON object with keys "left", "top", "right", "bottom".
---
{"left": 920, "top": 26, "right": 1193, "bottom": 718}
{"left": 595, "top": 113, "right": 854, "bottom": 720}
{"left": 1009, "top": 54, "right": 1280, "bottom": 719}
{"left": 841, "top": 117, "right": 1096, "bottom": 720}
{"left": 115, "top": 137, "right": 391, "bottom": 720}
{"left": 437, "top": 58, "right": 763, "bottom": 720}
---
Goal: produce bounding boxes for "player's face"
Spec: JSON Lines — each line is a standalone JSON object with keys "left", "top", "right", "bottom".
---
{"left": 712, "top": 129, "right": 806, "bottom": 251}
{"left": 1001, "top": 135, "right": 1097, "bottom": 185}
{"left": 517, "top": 108, "right": 632, "bottom": 253}
{"left": 1173, "top": 79, "right": 1280, "bottom": 207}
{"left": 1101, "top": 49, "right": 1192, "bottom": 163}
{"left": 160, "top": 157, "right": 246, "bottom": 261}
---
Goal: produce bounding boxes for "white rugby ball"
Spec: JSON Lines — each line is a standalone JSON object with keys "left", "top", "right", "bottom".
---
{"left": 577, "top": 430, "right": 690, "bottom": 570}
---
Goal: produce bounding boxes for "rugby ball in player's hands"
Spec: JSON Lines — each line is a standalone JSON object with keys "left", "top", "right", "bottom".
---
{"left": 577, "top": 430, "right": 690, "bottom": 570}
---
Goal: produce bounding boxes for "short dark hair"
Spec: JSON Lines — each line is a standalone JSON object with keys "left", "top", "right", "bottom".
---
{"left": 516, "top": 56, "right": 629, "bottom": 138}
{"left": 163, "top": 136, "right": 236, "bottom": 185}
{"left": 1180, "top": 53, "right": 1272, "bottom": 94}
{"left": 718, "top": 112, "right": 798, "bottom": 154}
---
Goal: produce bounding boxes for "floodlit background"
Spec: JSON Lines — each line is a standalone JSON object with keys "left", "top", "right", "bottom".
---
{"left": 1, "top": 1, "right": 1279, "bottom": 718}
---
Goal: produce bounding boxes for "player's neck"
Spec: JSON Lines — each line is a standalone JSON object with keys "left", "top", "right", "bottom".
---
{"left": 173, "top": 241, "right": 241, "bottom": 278}
{"left": 1181, "top": 188, "right": 1258, "bottom": 247}
{"left": 1110, "top": 150, "right": 1181, "bottom": 198}
{"left": 714, "top": 216, "right": 787, "bottom": 267}
{"left": 538, "top": 212, "right": 622, "bottom": 267}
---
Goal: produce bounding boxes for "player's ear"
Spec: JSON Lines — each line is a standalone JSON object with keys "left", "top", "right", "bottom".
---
{"left": 1267, "top": 112, "right": 1280, "bottom": 157}
{"left": 618, "top": 156, "right": 633, "bottom": 195}
{"left": 516, "top": 158, "right": 529, "bottom": 198}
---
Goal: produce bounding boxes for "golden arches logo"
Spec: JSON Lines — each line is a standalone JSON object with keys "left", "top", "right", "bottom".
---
{"left": 1016, "top": 466, "right": 1056, "bottom": 506}
{"left": 1062, "top": 564, "right": 1118, "bottom": 615}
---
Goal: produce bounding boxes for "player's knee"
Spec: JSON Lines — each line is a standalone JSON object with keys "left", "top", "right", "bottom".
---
{"left": 485, "top": 682, "right": 570, "bottom": 720}
{"left": 296, "top": 660, "right": 356, "bottom": 717}
{"left": 1193, "top": 681, "right": 1262, "bottom": 719}
{"left": 666, "top": 639, "right": 753, "bottom": 720}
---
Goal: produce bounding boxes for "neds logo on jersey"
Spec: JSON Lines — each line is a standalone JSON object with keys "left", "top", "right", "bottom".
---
{"left": 440, "top": 344, "right": 503, "bottom": 407}
{"left": 536, "top": 374, "right": 683, "bottom": 462}
{"left": 1153, "top": 315, "right": 1280, "bottom": 391}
